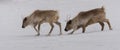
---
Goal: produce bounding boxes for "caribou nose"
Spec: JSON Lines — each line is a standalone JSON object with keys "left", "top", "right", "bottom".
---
{"left": 64, "top": 29, "right": 68, "bottom": 31}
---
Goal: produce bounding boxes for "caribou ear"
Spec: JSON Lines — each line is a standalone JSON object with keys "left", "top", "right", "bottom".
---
{"left": 24, "top": 17, "right": 27, "bottom": 20}
{"left": 23, "top": 17, "right": 27, "bottom": 21}
{"left": 67, "top": 20, "right": 72, "bottom": 24}
{"left": 101, "top": 6, "right": 105, "bottom": 10}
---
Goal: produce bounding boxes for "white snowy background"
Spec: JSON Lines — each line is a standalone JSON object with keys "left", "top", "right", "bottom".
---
{"left": 0, "top": 0, "right": 120, "bottom": 50}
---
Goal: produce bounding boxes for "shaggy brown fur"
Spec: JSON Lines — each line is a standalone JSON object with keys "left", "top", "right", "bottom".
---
{"left": 65, "top": 6, "right": 112, "bottom": 34}
{"left": 22, "top": 10, "right": 62, "bottom": 36}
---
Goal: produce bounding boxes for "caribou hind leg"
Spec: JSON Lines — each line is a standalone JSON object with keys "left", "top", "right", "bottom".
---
{"left": 103, "top": 19, "right": 112, "bottom": 30}
{"left": 48, "top": 23, "right": 54, "bottom": 36}
{"left": 55, "top": 21, "right": 62, "bottom": 35}
{"left": 106, "top": 19, "right": 112, "bottom": 30}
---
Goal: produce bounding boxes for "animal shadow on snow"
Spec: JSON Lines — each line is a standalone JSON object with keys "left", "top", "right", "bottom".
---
{"left": 18, "top": 29, "right": 112, "bottom": 38}
{"left": 18, "top": 33, "right": 64, "bottom": 38}
{"left": 70, "top": 29, "right": 112, "bottom": 35}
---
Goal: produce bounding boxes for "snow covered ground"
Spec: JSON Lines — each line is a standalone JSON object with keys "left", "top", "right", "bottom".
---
{"left": 0, "top": 0, "right": 120, "bottom": 50}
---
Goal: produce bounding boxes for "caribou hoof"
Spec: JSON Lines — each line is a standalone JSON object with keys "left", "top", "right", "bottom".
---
{"left": 36, "top": 34, "right": 40, "bottom": 36}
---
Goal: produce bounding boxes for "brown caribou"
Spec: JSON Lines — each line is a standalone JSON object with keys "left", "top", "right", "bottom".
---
{"left": 65, "top": 6, "right": 112, "bottom": 34}
{"left": 22, "top": 10, "right": 62, "bottom": 36}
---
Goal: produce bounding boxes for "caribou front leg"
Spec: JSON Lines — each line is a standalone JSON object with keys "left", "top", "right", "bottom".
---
{"left": 68, "top": 26, "right": 77, "bottom": 35}
{"left": 48, "top": 23, "right": 54, "bottom": 36}
{"left": 33, "top": 24, "right": 39, "bottom": 36}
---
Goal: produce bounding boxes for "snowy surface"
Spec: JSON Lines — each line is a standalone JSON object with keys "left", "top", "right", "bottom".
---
{"left": 0, "top": 0, "right": 120, "bottom": 50}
